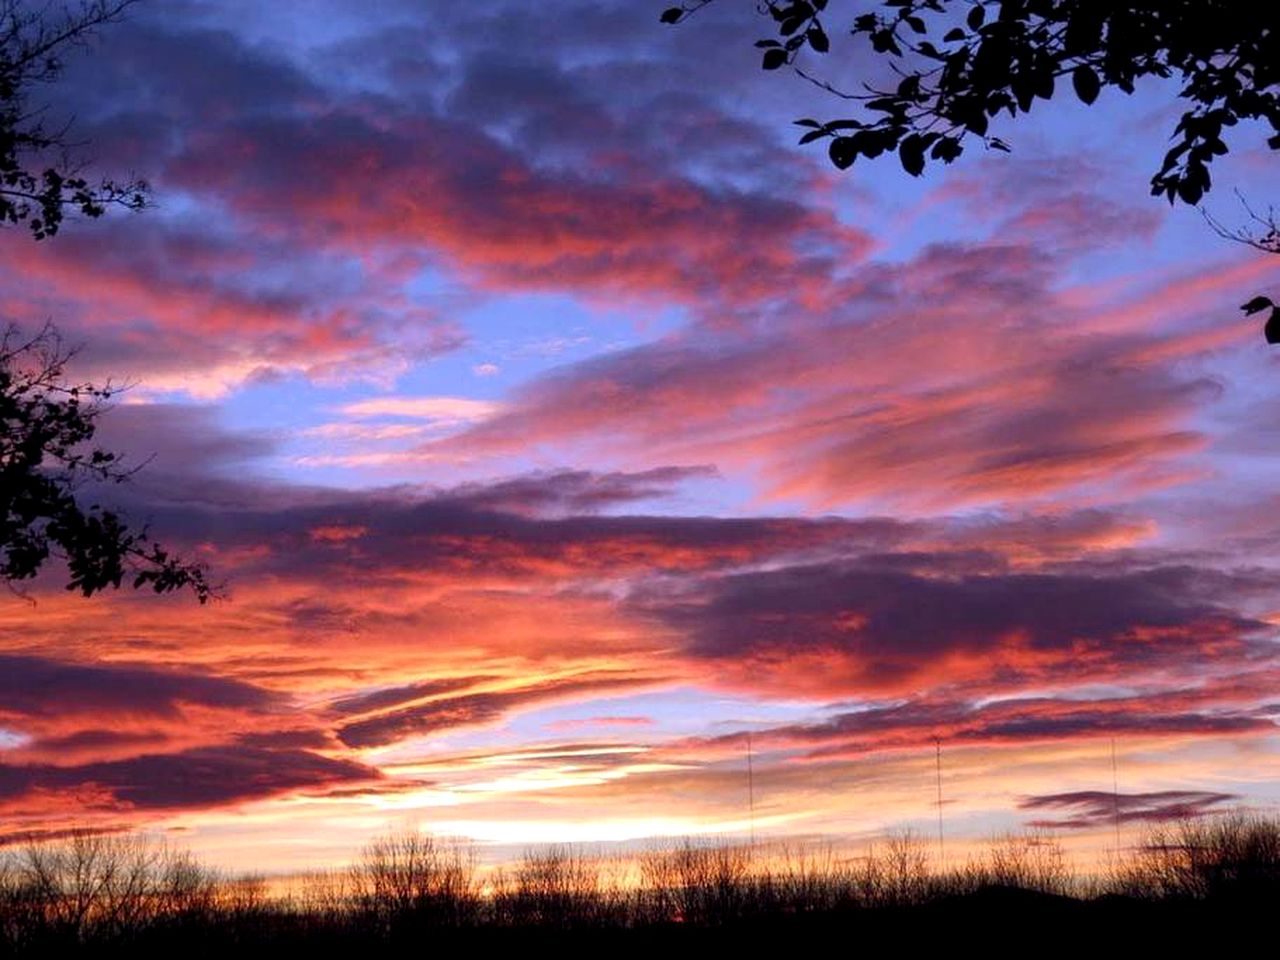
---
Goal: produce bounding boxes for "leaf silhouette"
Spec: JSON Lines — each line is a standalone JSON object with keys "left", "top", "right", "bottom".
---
{"left": 1241, "top": 295, "right": 1274, "bottom": 316}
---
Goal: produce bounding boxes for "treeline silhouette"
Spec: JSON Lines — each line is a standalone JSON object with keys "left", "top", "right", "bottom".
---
{"left": 3, "top": 813, "right": 1279, "bottom": 956}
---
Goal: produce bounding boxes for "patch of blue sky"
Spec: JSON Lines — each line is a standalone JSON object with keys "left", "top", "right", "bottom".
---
{"left": 378, "top": 687, "right": 829, "bottom": 764}
{"left": 450, "top": 290, "right": 690, "bottom": 382}
{"left": 511, "top": 686, "right": 833, "bottom": 743}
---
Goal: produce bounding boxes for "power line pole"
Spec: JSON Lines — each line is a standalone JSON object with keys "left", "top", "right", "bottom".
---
{"left": 746, "top": 731, "right": 756, "bottom": 849}
{"left": 934, "top": 737, "right": 944, "bottom": 866}
{"left": 1111, "top": 737, "right": 1122, "bottom": 853}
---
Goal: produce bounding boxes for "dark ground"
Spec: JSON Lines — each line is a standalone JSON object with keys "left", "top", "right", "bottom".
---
{"left": 15, "top": 888, "right": 1267, "bottom": 958}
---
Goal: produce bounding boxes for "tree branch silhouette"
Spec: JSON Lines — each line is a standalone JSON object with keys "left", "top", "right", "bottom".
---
{"left": 661, "top": 1, "right": 1278, "bottom": 340}
{"left": 1, "top": 0, "right": 148, "bottom": 238}
{"left": 0, "top": 324, "right": 212, "bottom": 602}
{"left": 1, "top": 3, "right": 210, "bottom": 602}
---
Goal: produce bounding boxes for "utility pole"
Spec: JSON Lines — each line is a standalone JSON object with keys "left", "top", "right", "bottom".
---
{"left": 1111, "top": 737, "right": 1122, "bottom": 853}
{"left": 934, "top": 737, "right": 944, "bottom": 865}
{"left": 746, "top": 731, "right": 756, "bottom": 849}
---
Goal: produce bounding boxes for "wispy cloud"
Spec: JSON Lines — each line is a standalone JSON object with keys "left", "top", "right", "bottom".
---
{"left": 338, "top": 396, "right": 502, "bottom": 423}
{"left": 1020, "top": 790, "right": 1240, "bottom": 829}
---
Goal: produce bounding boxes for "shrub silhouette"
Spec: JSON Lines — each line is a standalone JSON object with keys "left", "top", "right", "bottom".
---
{"left": 352, "top": 831, "right": 478, "bottom": 932}
{"left": 1110, "top": 811, "right": 1280, "bottom": 901}
{"left": 954, "top": 830, "right": 1072, "bottom": 897}
{"left": 493, "top": 845, "right": 621, "bottom": 929}
{"left": 1, "top": 813, "right": 1278, "bottom": 953}
{"left": 639, "top": 841, "right": 756, "bottom": 925}
{"left": 0, "top": 831, "right": 219, "bottom": 948}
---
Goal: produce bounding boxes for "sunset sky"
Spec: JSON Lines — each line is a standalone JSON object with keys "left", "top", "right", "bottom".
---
{"left": 3, "top": 0, "right": 1280, "bottom": 873}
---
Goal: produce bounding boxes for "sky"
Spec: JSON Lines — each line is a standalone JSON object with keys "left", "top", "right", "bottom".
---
{"left": 3, "top": 0, "right": 1280, "bottom": 874}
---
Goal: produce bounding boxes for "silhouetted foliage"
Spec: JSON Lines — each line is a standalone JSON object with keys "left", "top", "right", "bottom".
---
{"left": 1203, "top": 193, "right": 1280, "bottom": 340}
{"left": 1, "top": 0, "right": 148, "bottom": 238}
{"left": 661, "top": 1, "right": 1279, "bottom": 339}
{"left": 1, "top": 2, "right": 205, "bottom": 602}
{"left": 1, "top": 818, "right": 1278, "bottom": 955}
{"left": 0, "top": 830, "right": 225, "bottom": 951}
{"left": 494, "top": 846, "right": 622, "bottom": 929}
{"left": 353, "top": 832, "right": 479, "bottom": 931}
{"left": 640, "top": 842, "right": 756, "bottom": 924}
{"left": 0, "top": 324, "right": 210, "bottom": 601}
{"left": 1205, "top": 192, "right": 1280, "bottom": 258}
{"left": 661, "top": 1, "right": 1276, "bottom": 197}
{"left": 1109, "top": 812, "right": 1280, "bottom": 901}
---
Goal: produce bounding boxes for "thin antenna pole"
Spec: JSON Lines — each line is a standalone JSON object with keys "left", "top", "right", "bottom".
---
{"left": 1111, "top": 737, "right": 1121, "bottom": 853}
{"left": 934, "top": 737, "right": 944, "bottom": 865}
{"left": 746, "top": 732, "right": 756, "bottom": 848}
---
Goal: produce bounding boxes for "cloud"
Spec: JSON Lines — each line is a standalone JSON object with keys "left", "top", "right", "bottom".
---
{"left": 432, "top": 466, "right": 718, "bottom": 516}
{"left": 0, "top": 652, "right": 315, "bottom": 771}
{"left": 427, "top": 241, "right": 1241, "bottom": 512}
{"left": 0, "top": 217, "right": 463, "bottom": 399}
{"left": 338, "top": 396, "right": 502, "bottom": 423}
{"left": 327, "top": 678, "right": 495, "bottom": 719}
{"left": 335, "top": 675, "right": 657, "bottom": 748}
{"left": 1019, "top": 790, "right": 1240, "bottom": 829}
{"left": 91, "top": 403, "right": 276, "bottom": 479}
{"left": 938, "top": 154, "right": 1167, "bottom": 255}
{"left": 547, "top": 716, "right": 654, "bottom": 731}
{"left": 676, "top": 696, "right": 1273, "bottom": 769}
{"left": 0, "top": 825, "right": 135, "bottom": 848}
{"left": 66, "top": 410, "right": 893, "bottom": 584}
{"left": 0, "top": 654, "right": 274, "bottom": 717}
{"left": 641, "top": 556, "right": 1272, "bottom": 698}
{"left": 0, "top": 746, "right": 379, "bottom": 814}
{"left": 0, "top": 5, "right": 878, "bottom": 410}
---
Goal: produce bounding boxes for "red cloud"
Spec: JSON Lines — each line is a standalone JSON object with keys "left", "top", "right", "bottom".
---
{"left": 427, "top": 241, "right": 1263, "bottom": 512}
{"left": 638, "top": 556, "right": 1271, "bottom": 700}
